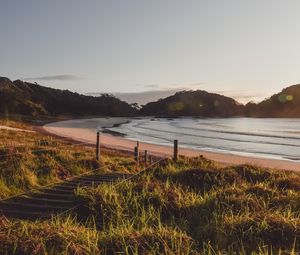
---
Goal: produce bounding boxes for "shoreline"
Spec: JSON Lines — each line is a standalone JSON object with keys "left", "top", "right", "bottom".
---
{"left": 42, "top": 118, "right": 300, "bottom": 172}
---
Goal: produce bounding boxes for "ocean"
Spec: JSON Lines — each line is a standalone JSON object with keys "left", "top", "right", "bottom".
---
{"left": 106, "top": 118, "right": 300, "bottom": 161}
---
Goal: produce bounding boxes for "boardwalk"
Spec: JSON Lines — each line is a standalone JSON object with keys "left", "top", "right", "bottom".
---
{"left": 0, "top": 173, "right": 131, "bottom": 220}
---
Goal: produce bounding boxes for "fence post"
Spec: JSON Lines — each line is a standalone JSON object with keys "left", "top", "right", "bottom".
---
{"left": 134, "top": 146, "right": 138, "bottom": 162}
{"left": 134, "top": 141, "right": 139, "bottom": 168}
{"left": 173, "top": 139, "right": 178, "bottom": 161}
{"left": 96, "top": 131, "right": 100, "bottom": 161}
{"left": 144, "top": 150, "right": 148, "bottom": 167}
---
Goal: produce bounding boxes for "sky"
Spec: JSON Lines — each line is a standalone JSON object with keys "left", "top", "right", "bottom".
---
{"left": 1, "top": 1, "right": 300, "bottom": 104}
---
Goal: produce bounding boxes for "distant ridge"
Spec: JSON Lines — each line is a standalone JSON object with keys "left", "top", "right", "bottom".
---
{"left": 140, "top": 86, "right": 300, "bottom": 118}
{"left": 140, "top": 90, "right": 244, "bottom": 117}
{"left": 245, "top": 84, "right": 300, "bottom": 117}
{"left": 0, "top": 77, "right": 137, "bottom": 117}
{"left": 1, "top": 76, "right": 300, "bottom": 118}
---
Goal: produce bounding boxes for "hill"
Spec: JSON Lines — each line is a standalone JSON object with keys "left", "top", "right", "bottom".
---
{"left": 140, "top": 90, "right": 244, "bottom": 117}
{"left": 0, "top": 77, "right": 136, "bottom": 117}
{"left": 2, "top": 76, "right": 300, "bottom": 118}
{"left": 245, "top": 84, "right": 300, "bottom": 117}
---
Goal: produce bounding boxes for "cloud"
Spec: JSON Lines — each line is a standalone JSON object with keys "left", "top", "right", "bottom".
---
{"left": 87, "top": 82, "right": 268, "bottom": 106}
{"left": 114, "top": 89, "right": 268, "bottom": 105}
{"left": 114, "top": 89, "right": 183, "bottom": 105}
{"left": 142, "top": 84, "right": 160, "bottom": 89}
{"left": 109, "top": 82, "right": 205, "bottom": 105}
{"left": 23, "top": 74, "right": 83, "bottom": 81}
{"left": 135, "top": 82, "right": 205, "bottom": 91}
{"left": 87, "top": 89, "right": 181, "bottom": 105}
{"left": 214, "top": 90, "right": 268, "bottom": 104}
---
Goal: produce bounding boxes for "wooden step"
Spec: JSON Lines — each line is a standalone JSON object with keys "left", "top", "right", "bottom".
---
{"left": 0, "top": 209, "right": 53, "bottom": 220}
{"left": 0, "top": 201, "right": 70, "bottom": 212}
{"left": 31, "top": 192, "right": 75, "bottom": 200}
{"left": 11, "top": 196, "right": 77, "bottom": 206}
{"left": 0, "top": 172, "right": 133, "bottom": 220}
{"left": 40, "top": 188, "right": 75, "bottom": 195}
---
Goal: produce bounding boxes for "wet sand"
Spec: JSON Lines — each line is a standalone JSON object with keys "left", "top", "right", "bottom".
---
{"left": 43, "top": 118, "right": 300, "bottom": 171}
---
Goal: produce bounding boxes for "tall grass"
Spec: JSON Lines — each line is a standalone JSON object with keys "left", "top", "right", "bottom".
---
{"left": 1, "top": 121, "right": 300, "bottom": 254}
{"left": 75, "top": 158, "right": 300, "bottom": 254}
{"left": 1, "top": 157, "right": 300, "bottom": 254}
{"left": 0, "top": 125, "right": 136, "bottom": 199}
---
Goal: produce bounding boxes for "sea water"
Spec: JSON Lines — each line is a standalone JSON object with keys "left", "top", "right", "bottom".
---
{"left": 107, "top": 118, "right": 300, "bottom": 161}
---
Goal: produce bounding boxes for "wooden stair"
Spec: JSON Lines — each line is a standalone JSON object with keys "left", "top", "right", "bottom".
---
{"left": 0, "top": 173, "right": 131, "bottom": 220}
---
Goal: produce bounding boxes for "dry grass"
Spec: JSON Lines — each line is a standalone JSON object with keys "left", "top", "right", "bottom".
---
{"left": 0, "top": 121, "right": 300, "bottom": 254}
{"left": 0, "top": 122, "right": 136, "bottom": 199}
{"left": 75, "top": 158, "right": 300, "bottom": 254}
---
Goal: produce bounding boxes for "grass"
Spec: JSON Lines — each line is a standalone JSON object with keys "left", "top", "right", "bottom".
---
{"left": 0, "top": 122, "right": 136, "bottom": 199}
{"left": 0, "top": 120, "right": 300, "bottom": 254}
{"left": 74, "top": 158, "right": 300, "bottom": 254}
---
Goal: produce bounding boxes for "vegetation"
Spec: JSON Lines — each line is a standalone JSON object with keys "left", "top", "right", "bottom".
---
{"left": 0, "top": 77, "right": 137, "bottom": 117}
{"left": 245, "top": 84, "right": 300, "bottom": 117}
{"left": 2, "top": 75, "right": 300, "bottom": 118}
{"left": 0, "top": 123, "right": 136, "bottom": 199}
{"left": 73, "top": 158, "right": 300, "bottom": 254}
{"left": 0, "top": 121, "right": 300, "bottom": 254}
{"left": 140, "top": 84, "right": 300, "bottom": 118}
{"left": 140, "top": 90, "right": 244, "bottom": 117}
{"left": 1, "top": 141, "right": 299, "bottom": 254}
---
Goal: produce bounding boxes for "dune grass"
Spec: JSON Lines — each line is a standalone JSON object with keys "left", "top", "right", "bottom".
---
{"left": 0, "top": 158, "right": 299, "bottom": 254}
{"left": 1, "top": 157, "right": 299, "bottom": 254}
{"left": 74, "top": 158, "right": 300, "bottom": 254}
{"left": 0, "top": 124, "right": 136, "bottom": 199}
{"left": 0, "top": 121, "right": 300, "bottom": 254}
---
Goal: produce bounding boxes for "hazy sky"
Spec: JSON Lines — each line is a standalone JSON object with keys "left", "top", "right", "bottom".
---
{"left": 1, "top": 1, "right": 300, "bottom": 104}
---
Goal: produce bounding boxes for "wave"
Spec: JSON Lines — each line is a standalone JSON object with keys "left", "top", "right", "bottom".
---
{"left": 110, "top": 118, "right": 300, "bottom": 161}
{"left": 168, "top": 121, "right": 300, "bottom": 141}
{"left": 126, "top": 123, "right": 300, "bottom": 148}
{"left": 121, "top": 127, "right": 298, "bottom": 160}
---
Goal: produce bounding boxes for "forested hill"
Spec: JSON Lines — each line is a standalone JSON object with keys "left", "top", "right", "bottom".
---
{"left": 1, "top": 76, "right": 300, "bottom": 118}
{"left": 245, "top": 84, "right": 300, "bottom": 117}
{"left": 0, "top": 77, "right": 137, "bottom": 117}
{"left": 140, "top": 90, "right": 244, "bottom": 117}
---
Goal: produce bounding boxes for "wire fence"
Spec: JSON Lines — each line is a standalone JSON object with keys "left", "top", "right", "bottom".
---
{"left": 0, "top": 127, "right": 177, "bottom": 190}
{"left": 0, "top": 127, "right": 175, "bottom": 221}
{"left": 54, "top": 157, "right": 166, "bottom": 220}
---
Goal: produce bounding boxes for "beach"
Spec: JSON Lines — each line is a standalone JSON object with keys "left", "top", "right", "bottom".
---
{"left": 43, "top": 118, "right": 300, "bottom": 171}
{"left": 0, "top": 125, "right": 34, "bottom": 133}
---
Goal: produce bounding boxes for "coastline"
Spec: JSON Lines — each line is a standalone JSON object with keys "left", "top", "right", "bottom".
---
{"left": 43, "top": 118, "right": 300, "bottom": 172}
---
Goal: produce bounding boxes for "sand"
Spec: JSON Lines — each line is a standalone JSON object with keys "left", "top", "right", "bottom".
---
{"left": 0, "top": 125, "right": 34, "bottom": 133}
{"left": 43, "top": 118, "right": 300, "bottom": 172}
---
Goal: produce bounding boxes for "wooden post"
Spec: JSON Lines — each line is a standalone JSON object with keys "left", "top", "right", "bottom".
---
{"left": 144, "top": 150, "right": 148, "bottom": 167}
{"left": 134, "top": 146, "right": 139, "bottom": 169}
{"left": 96, "top": 131, "right": 100, "bottom": 161}
{"left": 134, "top": 146, "right": 138, "bottom": 162}
{"left": 134, "top": 141, "right": 140, "bottom": 168}
{"left": 173, "top": 139, "right": 178, "bottom": 161}
{"left": 136, "top": 141, "right": 140, "bottom": 165}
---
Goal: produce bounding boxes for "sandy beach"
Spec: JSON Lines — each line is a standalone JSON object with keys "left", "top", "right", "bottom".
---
{"left": 43, "top": 118, "right": 300, "bottom": 171}
{"left": 0, "top": 125, "right": 34, "bottom": 133}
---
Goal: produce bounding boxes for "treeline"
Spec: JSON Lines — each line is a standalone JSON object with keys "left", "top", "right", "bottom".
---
{"left": 140, "top": 86, "right": 300, "bottom": 118}
{"left": 1, "top": 76, "right": 300, "bottom": 118}
{"left": 0, "top": 77, "right": 137, "bottom": 117}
